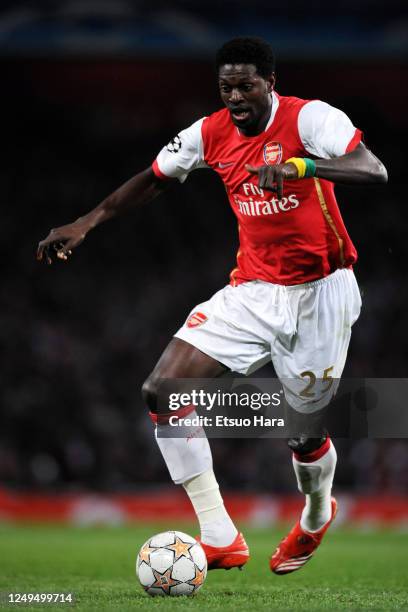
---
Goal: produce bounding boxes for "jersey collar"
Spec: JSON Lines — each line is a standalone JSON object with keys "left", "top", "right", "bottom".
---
{"left": 265, "top": 91, "right": 279, "bottom": 131}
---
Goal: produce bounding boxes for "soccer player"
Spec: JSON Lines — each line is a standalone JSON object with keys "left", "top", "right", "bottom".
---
{"left": 37, "top": 37, "right": 387, "bottom": 574}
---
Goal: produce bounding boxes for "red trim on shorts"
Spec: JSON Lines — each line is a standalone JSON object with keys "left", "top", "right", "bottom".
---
{"left": 149, "top": 403, "right": 195, "bottom": 425}
{"left": 152, "top": 160, "right": 169, "bottom": 180}
{"left": 345, "top": 128, "right": 363, "bottom": 153}
{"left": 293, "top": 436, "right": 331, "bottom": 463}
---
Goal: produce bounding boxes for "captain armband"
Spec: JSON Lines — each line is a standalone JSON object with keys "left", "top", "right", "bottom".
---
{"left": 285, "top": 157, "right": 316, "bottom": 179}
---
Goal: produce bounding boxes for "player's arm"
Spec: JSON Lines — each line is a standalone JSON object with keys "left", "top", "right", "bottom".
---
{"left": 312, "top": 142, "right": 387, "bottom": 184}
{"left": 37, "top": 118, "right": 206, "bottom": 264}
{"left": 246, "top": 101, "right": 387, "bottom": 199}
{"left": 37, "top": 167, "right": 172, "bottom": 264}
{"left": 246, "top": 143, "right": 387, "bottom": 199}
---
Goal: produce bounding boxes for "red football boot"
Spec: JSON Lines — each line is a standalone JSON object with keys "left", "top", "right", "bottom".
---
{"left": 270, "top": 497, "right": 337, "bottom": 575}
{"left": 197, "top": 532, "right": 250, "bottom": 570}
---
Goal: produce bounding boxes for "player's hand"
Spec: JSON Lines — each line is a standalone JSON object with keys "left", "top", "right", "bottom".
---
{"left": 245, "top": 162, "right": 298, "bottom": 200}
{"left": 37, "top": 221, "right": 88, "bottom": 265}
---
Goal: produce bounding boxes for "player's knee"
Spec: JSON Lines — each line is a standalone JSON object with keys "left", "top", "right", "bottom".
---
{"left": 141, "top": 374, "right": 159, "bottom": 413}
{"left": 287, "top": 434, "right": 327, "bottom": 456}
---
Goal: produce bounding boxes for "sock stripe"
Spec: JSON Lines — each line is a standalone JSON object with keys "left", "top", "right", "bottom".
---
{"left": 293, "top": 436, "right": 331, "bottom": 463}
{"left": 149, "top": 403, "right": 195, "bottom": 424}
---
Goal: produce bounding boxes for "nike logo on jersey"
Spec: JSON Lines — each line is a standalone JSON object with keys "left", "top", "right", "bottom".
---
{"left": 218, "top": 162, "right": 234, "bottom": 168}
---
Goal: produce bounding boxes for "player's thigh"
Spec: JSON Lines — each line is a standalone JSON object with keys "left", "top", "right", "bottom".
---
{"left": 175, "top": 282, "right": 273, "bottom": 375}
{"left": 142, "top": 338, "right": 228, "bottom": 412}
{"left": 273, "top": 269, "right": 361, "bottom": 412}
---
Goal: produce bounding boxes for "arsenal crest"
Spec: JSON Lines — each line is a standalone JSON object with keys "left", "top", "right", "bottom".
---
{"left": 263, "top": 141, "right": 283, "bottom": 165}
{"left": 187, "top": 312, "right": 208, "bottom": 328}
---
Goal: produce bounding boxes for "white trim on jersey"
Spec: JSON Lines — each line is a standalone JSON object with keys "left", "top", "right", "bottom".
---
{"left": 265, "top": 91, "right": 280, "bottom": 131}
{"left": 298, "top": 100, "right": 358, "bottom": 159}
{"left": 155, "top": 117, "right": 208, "bottom": 182}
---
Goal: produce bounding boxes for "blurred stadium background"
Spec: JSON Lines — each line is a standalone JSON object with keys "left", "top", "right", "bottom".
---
{"left": 1, "top": 0, "right": 407, "bottom": 526}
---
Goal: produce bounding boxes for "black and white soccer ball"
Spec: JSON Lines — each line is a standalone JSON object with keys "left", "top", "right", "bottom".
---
{"left": 136, "top": 530, "right": 207, "bottom": 596}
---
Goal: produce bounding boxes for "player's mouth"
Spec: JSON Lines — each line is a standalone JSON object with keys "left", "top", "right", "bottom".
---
{"left": 229, "top": 107, "right": 251, "bottom": 123}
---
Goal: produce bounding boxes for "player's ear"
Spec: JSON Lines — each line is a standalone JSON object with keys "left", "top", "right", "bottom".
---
{"left": 266, "top": 73, "right": 276, "bottom": 93}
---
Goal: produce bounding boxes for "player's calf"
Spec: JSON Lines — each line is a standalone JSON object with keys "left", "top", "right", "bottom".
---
{"left": 270, "top": 435, "right": 337, "bottom": 574}
{"left": 142, "top": 341, "right": 241, "bottom": 556}
{"left": 291, "top": 435, "right": 337, "bottom": 532}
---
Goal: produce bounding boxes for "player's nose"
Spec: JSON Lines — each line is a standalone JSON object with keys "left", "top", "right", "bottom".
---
{"left": 229, "top": 88, "right": 244, "bottom": 104}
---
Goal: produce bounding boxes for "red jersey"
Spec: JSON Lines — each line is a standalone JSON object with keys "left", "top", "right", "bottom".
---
{"left": 152, "top": 92, "right": 362, "bottom": 286}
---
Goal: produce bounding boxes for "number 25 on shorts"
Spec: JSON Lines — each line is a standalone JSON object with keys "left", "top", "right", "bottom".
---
{"left": 299, "top": 366, "right": 334, "bottom": 398}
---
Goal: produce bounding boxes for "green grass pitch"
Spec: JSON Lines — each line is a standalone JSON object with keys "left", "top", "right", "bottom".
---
{"left": 0, "top": 523, "right": 408, "bottom": 611}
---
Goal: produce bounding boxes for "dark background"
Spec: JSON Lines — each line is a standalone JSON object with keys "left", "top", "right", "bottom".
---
{"left": 1, "top": 1, "right": 407, "bottom": 494}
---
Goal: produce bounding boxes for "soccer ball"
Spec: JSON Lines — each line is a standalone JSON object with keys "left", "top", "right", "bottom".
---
{"left": 136, "top": 530, "right": 207, "bottom": 596}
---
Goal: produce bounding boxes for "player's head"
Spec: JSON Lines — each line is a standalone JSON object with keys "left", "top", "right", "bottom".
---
{"left": 216, "top": 37, "right": 276, "bottom": 135}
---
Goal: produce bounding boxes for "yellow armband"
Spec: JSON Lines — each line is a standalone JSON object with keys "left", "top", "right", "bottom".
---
{"left": 285, "top": 157, "right": 316, "bottom": 178}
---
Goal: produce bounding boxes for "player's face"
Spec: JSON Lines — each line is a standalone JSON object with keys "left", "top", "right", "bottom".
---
{"left": 218, "top": 64, "right": 275, "bottom": 135}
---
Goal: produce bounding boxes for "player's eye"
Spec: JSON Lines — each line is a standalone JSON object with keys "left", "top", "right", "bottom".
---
{"left": 219, "top": 85, "right": 231, "bottom": 93}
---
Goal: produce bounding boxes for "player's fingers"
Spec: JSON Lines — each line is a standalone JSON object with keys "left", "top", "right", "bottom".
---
{"left": 266, "top": 169, "right": 277, "bottom": 191}
{"left": 276, "top": 172, "right": 284, "bottom": 201}
{"left": 57, "top": 249, "right": 73, "bottom": 260}
{"left": 46, "top": 241, "right": 65, "bottom": 262}
{"left": 52, "top": 241, "right": 73, "bottom": 261}
{"left": 261, "top": 168, "right": 277, "bottom": 192}
{"left": 44, "top": 245, "right": 53, "bottom": 265}
{"left": 37, "top": 230, "right": 60, "bottom": 260}
{"left": 258, "top": 167, "right": 268, "bottom": 190}
{"left": 62, "top": 237, "right": 80, "bottom": 253}
{"left": 37, "top": 240, "right": 52, "bottom": 262}
{"left": 245, "top": 164, "right": 260, "bottom": 174}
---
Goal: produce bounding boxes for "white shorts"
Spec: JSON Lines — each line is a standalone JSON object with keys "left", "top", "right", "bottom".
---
{"left": 175, "top": 269, "right": 362, "bottom": 413}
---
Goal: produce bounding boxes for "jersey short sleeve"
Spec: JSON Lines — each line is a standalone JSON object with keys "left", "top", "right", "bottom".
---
{"left": 298, "top": 100, "right": 362, "bottom": 159}
{"left": 152, "top": 117, "right": 208, "bottom": 183}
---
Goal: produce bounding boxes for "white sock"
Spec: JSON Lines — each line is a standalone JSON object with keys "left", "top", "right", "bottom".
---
{"left": 154, "top": 412, "right": 237, "bottom": 546}
{"left": 183, "top": 469, "right": 238, "bottom": 547}
{"left": 292, "top": 440, "right": 337, "bottom": 533}
{"left": 154, "top": 413, "right": 212, "bottom": 484}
